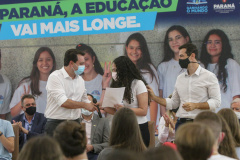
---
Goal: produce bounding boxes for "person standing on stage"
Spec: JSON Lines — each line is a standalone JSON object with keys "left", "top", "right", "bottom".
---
{"left": 44, "top": 49, "right": 95, "bottom": 136}
{"left": 147, "top": 43, "right": 221, "bottom": 130}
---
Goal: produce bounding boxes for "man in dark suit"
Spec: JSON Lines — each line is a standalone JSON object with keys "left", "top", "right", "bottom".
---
{"left": 12, "top": 94, "right": 46, "bottom": 150}
{"left": 80, "top": 94, "right": 110, "bottom": 160}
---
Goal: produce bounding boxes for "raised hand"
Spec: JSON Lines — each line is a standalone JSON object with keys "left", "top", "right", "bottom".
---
{"left": 146, "top": 85, "right": 155, "bottom": 99}
{"left": 102, "top": 61, "right": 112, "bottom": 88}
{"left": 21, "top": 85, "right": 31, "bottom": 98}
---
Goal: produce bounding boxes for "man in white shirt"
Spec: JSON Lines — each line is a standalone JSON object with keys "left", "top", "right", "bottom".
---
{"left": 147, "top": 43, "right": 221, "bottom": 130}
{"left": 195, "top": 111, "right": 236, "bottom": 160}
{"left": 45, "top": 49, "right": 95, "bottom": 136}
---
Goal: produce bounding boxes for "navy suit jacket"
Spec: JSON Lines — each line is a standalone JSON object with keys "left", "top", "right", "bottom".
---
{"left": 12, "top": 112, "right": 47, "bottom": 150}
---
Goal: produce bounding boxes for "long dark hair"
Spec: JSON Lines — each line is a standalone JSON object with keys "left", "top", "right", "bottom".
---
{"left": 110, "top": 108, "right": 146, "bottom": 152}
{"left": 124, "top": 32, "right": 157, "bottom": 83}
{"left": 162, "top": 25, "right": 192, "bottom": 62}
{"left": 200, "top": 29, "right": 233, "bottom": 92}
{"left": 19, "top": 47, "right": 56, "bottom": 96}
{"left": 110, "top": 56, "right": 147, "bottom": 104}
{"left": 217, "top": 115, "right": 238, "bottom": 159}
{"left": 76, "top": 43, "right": 104, "bottom": 75}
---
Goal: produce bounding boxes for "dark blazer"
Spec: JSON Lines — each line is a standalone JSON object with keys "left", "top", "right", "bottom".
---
{"left": 12, "top": 112, "right": 47, "bottom": 150}
{"left": 80, "top": 113, "right": 110, "bottom": 153}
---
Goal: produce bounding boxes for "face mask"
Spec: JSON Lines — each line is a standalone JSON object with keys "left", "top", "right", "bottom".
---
{"left": 81, "top": 109, "right": 92, "bottom": 116}
{"left": 25, "top": 106, "right": 36, "bottom": 116}
{"left": 179, "top": 57, "right": 190, "bottom": 69}
{"left": 112, "top": 72, "right": 117, "bottom": 81}
{"left": 73, "top": 64, "right": 85, "bottom": 76}
{"left": 234, "top": 111, "right": 240, "bottom": 119}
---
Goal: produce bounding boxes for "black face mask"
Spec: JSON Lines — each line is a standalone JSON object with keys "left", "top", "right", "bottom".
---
{"left": 25, "top": 106, "right": 36, "bottom": 115}
{"left": 179, "top": 57, "right": 190, "bottom": 69}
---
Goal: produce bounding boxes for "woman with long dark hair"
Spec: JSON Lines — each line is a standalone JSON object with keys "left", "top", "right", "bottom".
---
{"left": 10, "top": 47, "right": 56, "bottom": 117}
{"left": 76, "top": 43, "right": 104, "bottom": 101}
{"left": 200, "top": 29, "right": 240, "bottom": 111}
{"left": 124, "top": 32, "right": 159, "bottom": 127}
{"left": 157, "top": 25, "right": 191, "bottom": 116}
{"left": 103, "top": 56, "right": 150, "bottom": 147}
{"left": 97, "top": 107, "right": 146, "bottom": 160}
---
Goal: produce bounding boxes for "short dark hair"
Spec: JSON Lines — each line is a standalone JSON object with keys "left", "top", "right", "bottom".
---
{"left": 179, "top": 43, "right": 198, "bottom": 59}
{"left": 21, "top": 94, "right": 35, "bottom": 106}
{"left": 64, "top": 49, "right": 85, "bottom": 66}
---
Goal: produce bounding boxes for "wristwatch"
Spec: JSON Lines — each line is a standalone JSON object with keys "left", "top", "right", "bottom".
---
{"left": 0, "top": 131, "right": 3, "bottom": 136}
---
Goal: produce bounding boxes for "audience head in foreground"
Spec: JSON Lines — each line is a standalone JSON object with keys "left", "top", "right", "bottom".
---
{"left": 194, "top": 111, "right": 237, "bottom": 160}
{"left": 144, "top": 146, "right": 182, "bottom": 160}
{"left": 217, "top": 115, "right": 238, "bottom": 159}
{"left": 109, "top": 107, "right": 146, "bottom": 151}
{"left": 97, "top": 108, "right": 146, "bottom": 160}
{"left": 218, "top": 108, "right": 240, "bottom": 147}
{"left": 175, "top": 122, "right": 215, "bottom": 160}
{"left": 17, "top": 136, "right": 64, "bottom": 160}
{"left": 54, "top": 121, "right": 87, "bottom": 160}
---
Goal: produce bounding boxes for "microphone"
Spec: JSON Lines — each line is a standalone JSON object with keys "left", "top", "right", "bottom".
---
{"left": 93, "top": 98, "right": 102, "bottom": 118}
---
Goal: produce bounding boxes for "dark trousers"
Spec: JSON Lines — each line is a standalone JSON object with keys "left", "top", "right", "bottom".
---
{"left": 87, "top": 152, "right": 98, "bottom": 160}
{"left": 45, "top": 118, "right": 80, "bottom": 136}
{"left": 139, "top": 122, "right": 150, "bottom": 147}
{"left": 175, "top": 118, "right": 193, "bottom": 131}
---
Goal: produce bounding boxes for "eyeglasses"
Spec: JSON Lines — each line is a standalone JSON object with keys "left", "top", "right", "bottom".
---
{"left": 168, "top": 35, "right": 183, "bottom": 42}
{"left": 205, "top": 40, "right": 221, "bottom": 45}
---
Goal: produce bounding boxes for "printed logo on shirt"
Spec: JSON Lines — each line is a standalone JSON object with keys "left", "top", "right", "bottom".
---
{"left": 91, "top": 90, "right": 101, "bottom": 101}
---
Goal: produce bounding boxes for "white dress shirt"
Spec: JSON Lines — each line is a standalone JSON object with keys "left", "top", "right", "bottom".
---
{"left": 45, "top": 67, "right": 90, "bottom": 120}
{"left": 166, "top": 65, "right": 221, "bottom": 119}
{"left": 81, "top": 115, "right": 93, "bottom": 145}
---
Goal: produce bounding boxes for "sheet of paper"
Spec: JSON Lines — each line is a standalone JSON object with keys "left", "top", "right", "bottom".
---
{"left": 102, "top": 87, "right": 125, "bottom": 108}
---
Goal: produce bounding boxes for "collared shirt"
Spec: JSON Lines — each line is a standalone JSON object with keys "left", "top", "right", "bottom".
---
{"left": 23, "top": 113, "right": 35, "bottom": 143}
{"left": 80, "top": 114, "right": 93, "bottom": 144}
{"left": 166, "top": 65, "right": 221, "bottom": 119}
{"left": 45, "top": 67, "right": 90, "bottom": 120}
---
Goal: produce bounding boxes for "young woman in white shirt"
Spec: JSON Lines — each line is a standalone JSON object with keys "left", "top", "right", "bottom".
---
{"left": 157, "top": 25, "right": 191, "bottom": 116}
{"left": 10, "top": 47, "right": 56, "bottom": 117}
{"left": 76, "top": 44, "right": 104, "bottom": 101}
{"left": 200, "top": 29, "right": 240, "bottom": 112}
{"left": 103, "top": 56, "right": 150, "bottom": 147}
{"left": 124, "top": 32, "right": 159, "bottom": 129}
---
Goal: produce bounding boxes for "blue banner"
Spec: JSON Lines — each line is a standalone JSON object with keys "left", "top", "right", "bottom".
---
{"left": 0, "top": 12, "right": 156, "bottom": 40}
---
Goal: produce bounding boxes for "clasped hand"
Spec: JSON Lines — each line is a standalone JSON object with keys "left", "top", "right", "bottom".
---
{"left": 182, "top": 102, "right": 198, "bottom": 111}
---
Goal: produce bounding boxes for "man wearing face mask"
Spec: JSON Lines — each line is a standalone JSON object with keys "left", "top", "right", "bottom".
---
{"left": 80, "top": 94, "right": 109, "bottom": 160}
{"left": 11, "top": 94, "right": 46, "bottom": 150}
{"left": 231, "top": 98, "right": 240, "bottom": 123}
{"left": 45, "top": 49, "right": 95, "bottom": 136}
{"left": 147, "top": 43, "right": 221, "bottom": 130}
